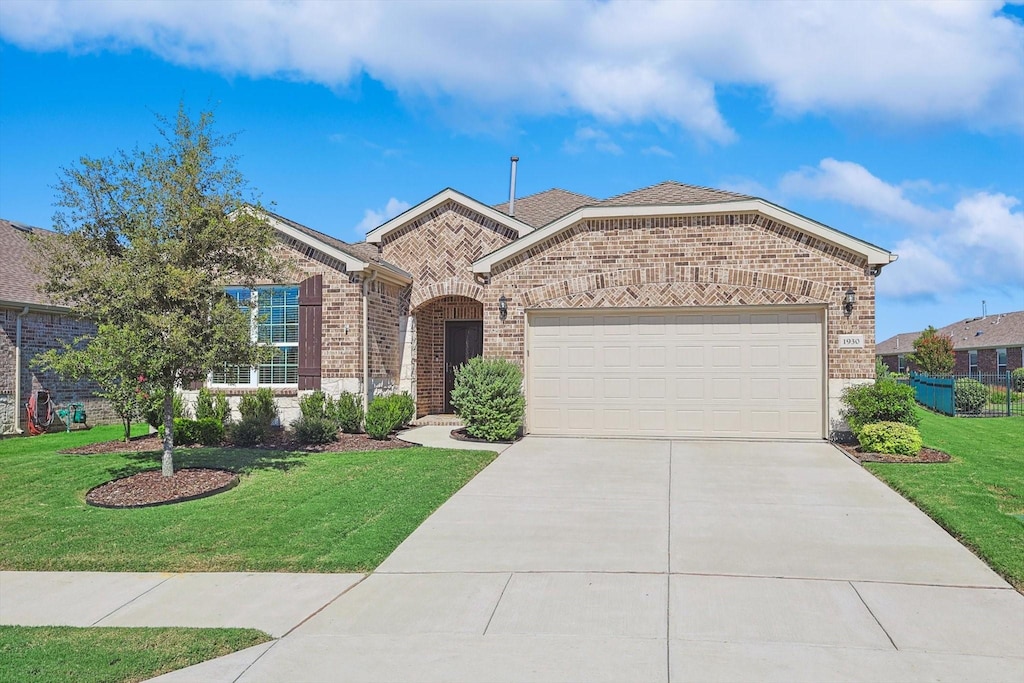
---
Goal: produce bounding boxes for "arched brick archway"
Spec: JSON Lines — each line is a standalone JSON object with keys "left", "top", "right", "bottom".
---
{"left": 412, "top": 295, "right": 484, "bottom": 417}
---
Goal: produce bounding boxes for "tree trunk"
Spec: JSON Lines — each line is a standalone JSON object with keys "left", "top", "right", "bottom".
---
{"left": 161, "top": 388, "right": 174, "bottom": 477}
{"left": 123, "top": 416, "right": 131, "bottom": 443}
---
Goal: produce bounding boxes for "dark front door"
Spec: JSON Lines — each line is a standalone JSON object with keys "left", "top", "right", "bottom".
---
{"left": 444, "top": 320, "right": 483, "bottom": 413}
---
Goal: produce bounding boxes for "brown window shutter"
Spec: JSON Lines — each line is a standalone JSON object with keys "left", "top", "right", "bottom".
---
{"left": 298, "top": 274, "right": 323, "bottom": 390}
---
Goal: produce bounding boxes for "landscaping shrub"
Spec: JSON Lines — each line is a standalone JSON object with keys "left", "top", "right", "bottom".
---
{"left": 159, "top": 417, "right": 224, "bottom": 446}
{"left": 334, "top": 392, "right": 364, "bottom": 434}
{"left": 364, "top": 396, "right": 405, "bottom": 440}
{"left": 293, "top": 391, "right": 339, "bottom": 445}
{"left": 384, "top": 392, "right": 415, "bottom": 429}
{"left": 195, "top": 387, "right": 231, "bottom": 424}
{"left": 292, "top": 416, "right": 338, "bottom": 445}
{"left": 840, "top": 380, "right": 919, "bottom": 436}
{"left": 858, "top": 421, "right": 923, "bottom": 456}
{"left": 1013, "top": 368, "right": 1024, "bottom": 393}
{"left": 450, "top": 357, "right": 525, "bottom": 442}
{"left": 229, "top": 417, "right": 266, "bottom": 447}
{"left": 874, "top": 357, "right": 892, "bottom": 382}
{"left": 233, "top": 389, "right": 277, "bottom": 445}
{"left": 955, "top": 377, "right": 988, "bottom": 415}
{"left": 144, "top": 389, "right": 187, "bottom": 428}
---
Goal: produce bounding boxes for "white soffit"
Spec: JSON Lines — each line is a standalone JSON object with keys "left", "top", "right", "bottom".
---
{"left": 472, "top": 200, "right": 897, "bottom": 274}
{"left": 365, "top": 188, "right": 535, "bottom": 244}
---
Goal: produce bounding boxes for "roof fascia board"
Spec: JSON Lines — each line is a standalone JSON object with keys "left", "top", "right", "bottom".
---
{"left": 365, "top": 188, "right": 535, "bottom": 244}
{"left": 0, "top": 299, "right": 73, "bottom": 314}
{"left": 473, "top": 200, "right": 896, "bottom": 273}
{"left": 261, "top": 213, "right": 371, "bottom": 272}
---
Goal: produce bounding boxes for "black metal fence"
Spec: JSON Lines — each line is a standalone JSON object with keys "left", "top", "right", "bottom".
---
{"left": 909, "top": 372, "right": 1024, "bottom": 417}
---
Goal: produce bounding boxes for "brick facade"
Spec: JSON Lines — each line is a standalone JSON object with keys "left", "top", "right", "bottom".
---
{"left": 414, "top": 296, "right": 484, "bottom": 416}
{"left": 486, "top": 214, "right": 876, "bottom": 381}
{"left": 0, "top": 307, "right": 117, "bottom": 434}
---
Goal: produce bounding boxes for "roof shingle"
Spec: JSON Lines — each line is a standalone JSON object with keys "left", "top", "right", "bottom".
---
{"left": 493, "top": 188, "right": 597, "bottom": 229}
{"left": 876, "top": 312, "right": 1024, "bottom": 354}
{"left": 598, "top": 181, "right": 752, "bottom": 207}
{"left": 0, "top": 218, "right": 58, "bottom": 308}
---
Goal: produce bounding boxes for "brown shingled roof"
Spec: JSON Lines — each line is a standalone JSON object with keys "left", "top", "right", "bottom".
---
{"left": 598, "top": 181, "right": 751, "bottom": 207}
{"left": 875, "top": 331, "right": 923, "bottom": 356}
{"left": 262, "top": 209, "right": 411, "bottom": 279}
{"left": 493, "top": 188, "right": 597, "bottom": 229}
{"left": 938, "top": 311, "right": 1024, "bottom": 350}
{"left": 0, "top": 218, "right": 60, "bottom": 308}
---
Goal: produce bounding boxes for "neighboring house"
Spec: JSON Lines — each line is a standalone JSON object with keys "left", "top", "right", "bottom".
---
{"left": 876, "top": 311, "right": 1024, "bottom": 377}
{"left": 0, "top": 219, "right": 115, "bottom": 434}
{"left": 203, "top": 180, "right": 895, "bottom": 440}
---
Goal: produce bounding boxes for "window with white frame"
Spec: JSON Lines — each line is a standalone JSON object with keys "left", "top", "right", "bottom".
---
{"left": 897, "top": 354, "right": 906, "bottom": 373}
{"left": 968, "top": 350, "right": 978, "bottom": 376}
{"left": 211, "top": 285, "right": 299, "bottom": 386}
{"left": 997, "top": 348, "right": 1007, "bottom": 376}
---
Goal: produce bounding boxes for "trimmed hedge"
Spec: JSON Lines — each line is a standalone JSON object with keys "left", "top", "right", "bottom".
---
{"left": 858, "top": 421, "right": 923, "bottom": 456}
{"left": 450, "top": 357, "right": 524, "bottom": 442}
{"left": 840, "top": 380, "right": 919, "bottom": 436}
{"left": 335, "top": 392, "right": 364, "bottom": 434}
{"left": 955, "top": 377, "right": 987, "bottom": 415}
{"left": 158, "top": 417, "right": 224, "bottom": 446}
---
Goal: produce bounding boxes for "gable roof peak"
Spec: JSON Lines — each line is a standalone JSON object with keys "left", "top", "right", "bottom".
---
{"left": 599, "top": 180, "right": 753, "bottom": 207}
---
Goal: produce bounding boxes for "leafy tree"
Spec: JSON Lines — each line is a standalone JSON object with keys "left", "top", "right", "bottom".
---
{"left": 908, "top": 326, "right": 955, "bottom": 375}
{"left": 38, "top": 105, "right": 282, "bottom": 476}
{"left": 33, "top": 324, "right": 149, "bottom": 442}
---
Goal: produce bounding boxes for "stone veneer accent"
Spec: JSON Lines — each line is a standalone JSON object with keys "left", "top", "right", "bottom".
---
{"left": 0, "top": 307, "right": 117, "bottom": 434}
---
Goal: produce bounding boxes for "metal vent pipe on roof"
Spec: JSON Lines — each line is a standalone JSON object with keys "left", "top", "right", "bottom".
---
{"left": 508, "top": 156, "right": 519, "bottom": 216}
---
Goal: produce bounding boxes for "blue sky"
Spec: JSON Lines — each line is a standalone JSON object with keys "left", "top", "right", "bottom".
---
{"left": 1, "top": 1, "right": 1022, "bottom": 341}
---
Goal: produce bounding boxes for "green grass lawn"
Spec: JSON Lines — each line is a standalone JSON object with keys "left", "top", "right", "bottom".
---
{"left": 0, "top": 425, "right": 496, "bottom": 572}
{"left": 865, "top": 408, "right": 1024, "bottom": 590}
{"left": 0, "top": 625, "right": 270, "bottom": 683}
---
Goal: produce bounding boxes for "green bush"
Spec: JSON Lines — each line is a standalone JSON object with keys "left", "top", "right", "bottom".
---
{"left": 858, "top": 421, "right": 923, "bottom": 456}
{"left": 840, "top": 380, "right": 919, "bottom": 436}
{"left": 158, "top": 417, "right": 224, "bottom": 446}
{"left": 450, "top": 357, "right": 525, "bottom": 442}
{"left": 298, "top": 390, "right": 330, "bottom": 420}
{"left": 364, "top": 396, "right": 405, "bottom": 440}
{"left": 335, "top": 392, "right": 364, "bottom": 433}
{"left": 234, "top": 389, "right": 277, "bottom": 445}
{"left": 292, "top": 415, "right": 338, "bottom": 445}
{"left": 195, "top": 387, "right": 232, "bottom": 424}
{"left": 144, "top": 388, "right": 187, "bottom": 428}
{"left": 229, "top": 416, "right": 267, "bottom": 447}
{"left": 955, "top": 377, "right": 988, "bottom": 415}
{"left": 1012, "top": 368, "right": 1024, "bottom": 393}
{"left": 383, "top": 392, "right": 415, "bottom": 428}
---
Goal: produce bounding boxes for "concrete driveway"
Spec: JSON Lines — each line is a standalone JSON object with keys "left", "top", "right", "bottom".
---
{"left": 162, "top": 438, "right": 1024, "bottom": 682}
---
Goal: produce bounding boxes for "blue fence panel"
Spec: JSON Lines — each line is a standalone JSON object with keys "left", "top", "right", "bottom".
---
{"left": 910, "top": 373, "right": 955, "bottom": 416}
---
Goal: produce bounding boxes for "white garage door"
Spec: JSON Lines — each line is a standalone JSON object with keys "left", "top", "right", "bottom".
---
{"left": 527, "top": 309, "right": 824, "bottom": 439}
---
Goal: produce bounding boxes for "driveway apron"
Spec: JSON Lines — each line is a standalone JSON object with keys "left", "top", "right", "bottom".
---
{"left": 176, "top": 438, "right": 1023, "bottom": 683}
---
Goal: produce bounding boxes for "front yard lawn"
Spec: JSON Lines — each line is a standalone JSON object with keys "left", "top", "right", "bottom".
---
{"left": 865, "top": 408, "right": 1024, "bottom": 590}
{"left": 0, "top": 625, "right": 270, "bottom": 683}
{"left": 0, "top": 425, "right": 496, "bottom": 572}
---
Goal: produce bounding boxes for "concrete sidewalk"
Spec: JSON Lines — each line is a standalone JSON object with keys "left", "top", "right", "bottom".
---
{"left": 0, "top": 571, "right": 364, "bottom": 638}
{"left": 399, "top": 424, "right": 512, "bottom": 452}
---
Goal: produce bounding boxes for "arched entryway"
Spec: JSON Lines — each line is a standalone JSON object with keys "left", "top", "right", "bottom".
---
{"left": 413, "top": 295, "right": 484, "bottom": 417}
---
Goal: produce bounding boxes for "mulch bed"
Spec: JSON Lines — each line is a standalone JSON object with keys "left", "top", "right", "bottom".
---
{"left": 60, "top": 430, "right": 410, "bottom": 455}
{"left": 838, "top": 443, "right": 951, "bottom": 464}
{"left": 449, "top": 427, "right": 519, "bottom": 445}
{"left": 85, "top": 468, "right": 239, "bottom": 508}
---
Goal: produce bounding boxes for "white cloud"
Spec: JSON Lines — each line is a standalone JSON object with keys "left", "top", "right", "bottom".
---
{"left": 563, "top": 126, "right": 623, "bottom": 155}
{"left": 355, "top": 197, "right": 410, "bottom": 234}
{"left": 780, "top": 159, "right": 1024, "bottom": 299}
{"left": 1, "top": 1, "right": 1021, "bottom": 140}
{"left": 642, "top": 145, "right": 675, "bottom": 158}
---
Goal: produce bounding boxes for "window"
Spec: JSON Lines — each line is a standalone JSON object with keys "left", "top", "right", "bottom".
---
{"left": 897, "top": 354, "right": 906, "bottom": 373}
{"left": 210, "top": 285, "right": 299, "bottom": 387}
{"left": 997, "top": 348, "right": 1007, "bottom": 376}
{"left": 968, "top": 350, "right": 978, "bottom": 376}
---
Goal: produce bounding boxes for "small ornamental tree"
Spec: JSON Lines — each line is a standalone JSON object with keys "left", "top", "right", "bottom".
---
{"left": 37, "top": 105, "right": 283, "bottom": 476}
{"left": 33, "top": 324, "right": 149, "bottom": 442}
{"left": 908, "top": 326, "right": 955, "bottom": 376}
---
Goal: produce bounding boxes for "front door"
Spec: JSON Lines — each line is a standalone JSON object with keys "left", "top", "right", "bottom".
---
{"left": 444, "top": 320, "right": 483, "bottom": 413}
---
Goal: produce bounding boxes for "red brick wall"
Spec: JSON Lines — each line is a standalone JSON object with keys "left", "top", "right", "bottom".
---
{"left": 414, "top": 296, "right": 483, "bottom": 416}
{"left": 1, "top": 307, "right": 117, "bottom": 433}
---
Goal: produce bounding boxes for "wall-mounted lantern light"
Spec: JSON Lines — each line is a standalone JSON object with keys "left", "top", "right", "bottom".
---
{"left": 843, "top": 288, "right": 856, "bottom": 317}
{"left": 498, "top": 295, "right": 508, "bottom": 321}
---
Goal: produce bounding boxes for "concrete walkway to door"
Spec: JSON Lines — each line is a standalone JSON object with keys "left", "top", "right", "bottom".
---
{"left": 159, "top": 439, "right": 1023, "bottom": 682}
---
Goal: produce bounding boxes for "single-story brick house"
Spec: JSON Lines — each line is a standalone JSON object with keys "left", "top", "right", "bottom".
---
{"left": 0, "top": 218, "right": 116, "bottom": 434}
{"left": 204, "top": 180, "right": 895, "bottom": 440}
{"left": 877, "top": 311, "right": 1024, "bottom": 376}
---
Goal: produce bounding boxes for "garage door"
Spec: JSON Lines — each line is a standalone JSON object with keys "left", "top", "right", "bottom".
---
{"left": 526, "top": 309, "right": 824, "bottom": 439}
